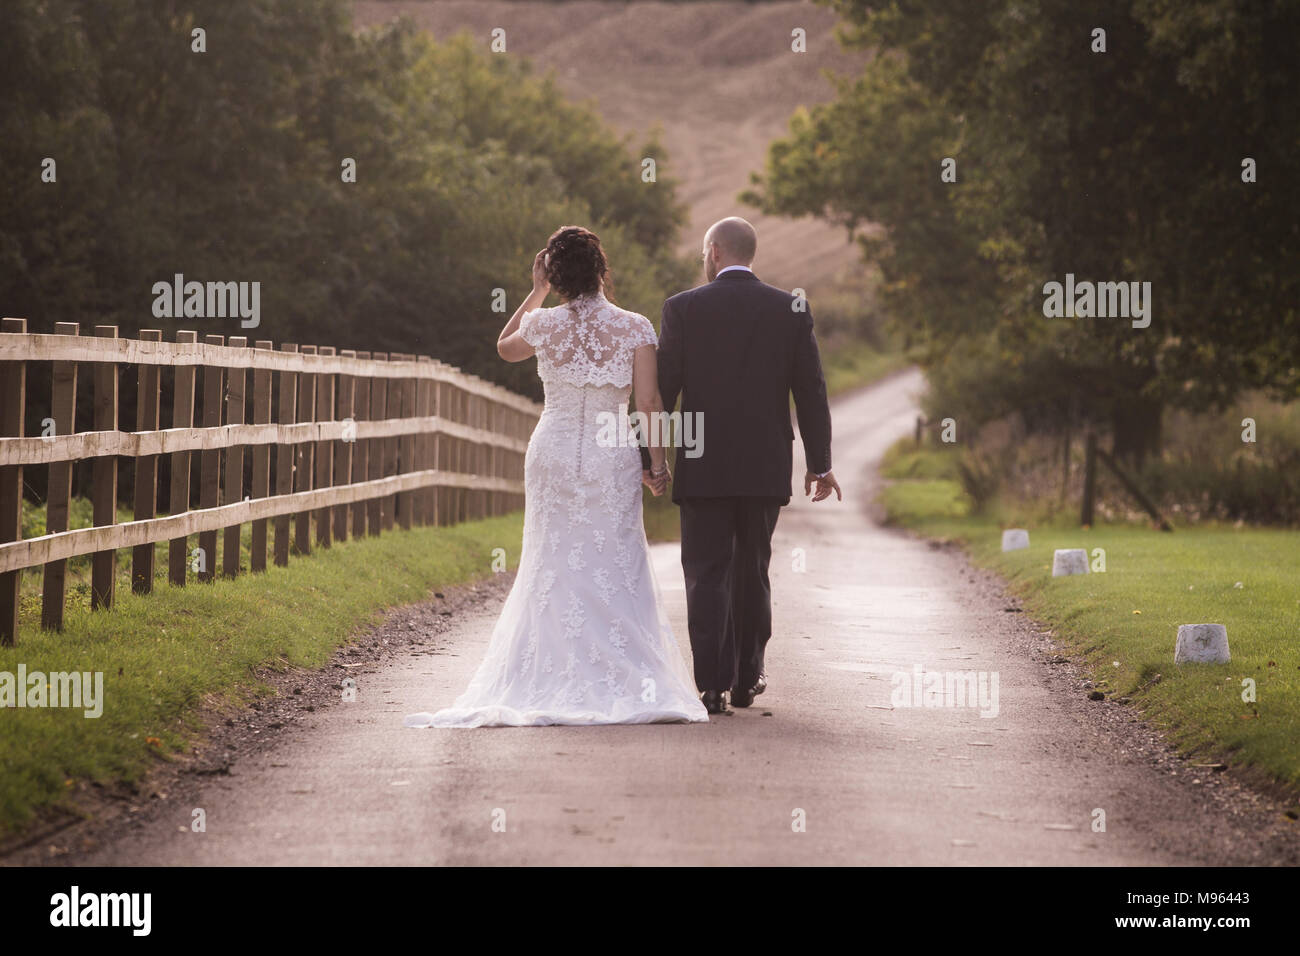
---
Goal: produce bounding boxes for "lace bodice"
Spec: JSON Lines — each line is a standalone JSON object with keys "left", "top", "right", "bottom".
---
{"left": 518, "top": 292, "right": 658, "bottom": 389}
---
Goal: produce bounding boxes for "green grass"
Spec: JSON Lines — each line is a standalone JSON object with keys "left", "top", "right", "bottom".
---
{"left": 879, "top": 440, "right": 1300, "bottom": 794}
{"left": 0, "top": 506, "right": 523, "bottom": 836}
{"left": 821, "top": 339, "right": 911, "bottom": 397}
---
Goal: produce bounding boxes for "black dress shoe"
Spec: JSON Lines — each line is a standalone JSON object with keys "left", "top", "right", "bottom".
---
{"left": 731, "top": 673, "right": 767, "bottom": 709}
{"left": 701, "top": 690, "right": 731, "bottom": 715}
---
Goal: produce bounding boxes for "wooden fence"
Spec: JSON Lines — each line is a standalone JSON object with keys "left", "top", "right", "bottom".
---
{"left": 0, "top": 320, "right": 541, "bottom": 645}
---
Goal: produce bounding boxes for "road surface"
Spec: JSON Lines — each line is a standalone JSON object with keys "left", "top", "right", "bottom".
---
{"left": 79, "top": 369, "right": 1298, "bottom": 865}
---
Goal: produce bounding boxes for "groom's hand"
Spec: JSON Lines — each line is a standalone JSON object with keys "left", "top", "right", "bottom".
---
{"left": 642, "top": 469, "right": 668, "bottom": 497}
{"left": 805, "top": 469, "right": 842, "bottom": 503}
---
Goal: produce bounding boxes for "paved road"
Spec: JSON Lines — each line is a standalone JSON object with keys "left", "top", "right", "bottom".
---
{"left": 81, "top": 369, "right": 1292, "bottom": 865}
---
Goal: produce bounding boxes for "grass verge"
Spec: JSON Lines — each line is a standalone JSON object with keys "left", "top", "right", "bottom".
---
{"left": 821, "top": 339, "right": 911, "bottom": 397}
{"left": 0, "top": 508, "right": 522, "bottom": 836}
{"left": 879, "top": 440, "right": 1300, "bottom": 794}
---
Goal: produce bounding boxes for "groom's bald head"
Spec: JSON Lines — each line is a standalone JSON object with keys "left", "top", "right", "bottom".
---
{"left": 705, "top": 217, "right": 758, "bottom": 263}
{"left": 702, "top": 217, "right": 757, "bottom": 280}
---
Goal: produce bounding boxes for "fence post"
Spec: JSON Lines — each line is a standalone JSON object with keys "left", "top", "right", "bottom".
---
{"left": 453, "top": 379, "right": 466, "bottom": 523}
{"left": 42, "top": 322, "right": 79, "bottom": 629}
{"left": 333, "top": 350, "right": 355, "bottom": 541}
{"left": 493, "top": 401, "right": 503, "bottom": 515}
{"left": 434, "top": 377, "right": 447, "bottom": 525}
{"left": 197, "top": 334, "right": 224, "bottom": 582}
{"left": 477, "top": 395, "right": 488, "bottom": 518}
{"left": 167, "top": 330, "right": 198, "bottom": 587}
{"left": 413, "top": 360, "right": 428, "bottom": 526}
{"left": 294, "top": 345, "right": 317, "bottom": 555}
{"left": 132, "top": 329, "right": 163, "bottom": 593}
{"left": 471, "top": 393, "right": 482, "bottom": 519}
{"left": 274, "top": 343, "right": 298, "bottom": 566}
{"left": 381, "top": 356, "right": 398, "bottom": 531}
{"left": 222, "top": 336, "right": 248, "bottom": 578}
{"left": 350, "top": 351, "right": 371, "bottom": 538}
{"left": 1081, "top": 430, "right": 1097, "bottom": 527}
{"left": 250, "top": 339, "right": 273, "bottom": 572}
{"left": 417, "top": 358, "right": 434, "bottom": 525}
{"left": 91, "top": 325, "right": 120, "bottom": 609}
{"left": 395, "top": 353, "right": 415, "bottom": 531}
{"left": 0, "top": 317, "right": 27, "bottom": 645}
{"left": 367, "top": 353, "right": 387, "bottom": 536}
{"left": 314, "top": 345, "right": 335, "bottom": 549}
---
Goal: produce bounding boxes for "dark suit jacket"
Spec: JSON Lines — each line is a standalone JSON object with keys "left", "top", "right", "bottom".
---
{"left": 641, "top": 269, "right": 832, "bottom": 503}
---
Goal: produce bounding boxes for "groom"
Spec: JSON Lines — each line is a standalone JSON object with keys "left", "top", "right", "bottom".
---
{"left": 645, "top": 216, "right": 840, "bottom": 715}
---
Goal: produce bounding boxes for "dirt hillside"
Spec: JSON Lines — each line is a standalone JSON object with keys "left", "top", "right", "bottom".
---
{"left": 352, "top": 0, "right": 870, "bottom": 293}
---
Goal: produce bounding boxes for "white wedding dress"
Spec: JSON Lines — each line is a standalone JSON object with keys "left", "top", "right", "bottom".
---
{"left": 404, "top": 291, "right": 709, "bottom": 727}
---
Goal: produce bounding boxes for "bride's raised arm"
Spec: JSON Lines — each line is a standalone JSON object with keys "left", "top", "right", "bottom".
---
{"left": 497, "top": 250, "right": 548, "bottom": 362}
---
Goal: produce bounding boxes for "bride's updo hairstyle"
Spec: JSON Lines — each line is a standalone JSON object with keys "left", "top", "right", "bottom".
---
{"left": 544, "top": 225, "right": 610, "bottom": 301}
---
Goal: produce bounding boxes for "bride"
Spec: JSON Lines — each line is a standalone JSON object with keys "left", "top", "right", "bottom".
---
{"left": 404, "top": 226, "right": 709, "bottom": 726}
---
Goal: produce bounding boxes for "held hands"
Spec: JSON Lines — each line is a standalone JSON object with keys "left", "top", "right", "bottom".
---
{"left": 643, "top": 465, "right": 670, "bottom": 497}
{"left": 804, "top": 469, "right": 842, "bottom": 503}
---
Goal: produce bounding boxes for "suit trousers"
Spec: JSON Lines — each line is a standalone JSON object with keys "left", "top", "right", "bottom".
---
{"left": 678, "top": 496, "right": 784, "bottom": 693}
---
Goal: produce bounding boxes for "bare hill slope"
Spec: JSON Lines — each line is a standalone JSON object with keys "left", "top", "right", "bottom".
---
{"left": 353, "top": 0, "right": 870, "bottom": 293}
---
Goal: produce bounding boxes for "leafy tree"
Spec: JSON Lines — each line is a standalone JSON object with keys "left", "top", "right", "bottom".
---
{"left": 747, "top": 0, "right": 1298, "bottom": 466}
{"left": 0, "top": 0, "right": 692, "bottom": 409}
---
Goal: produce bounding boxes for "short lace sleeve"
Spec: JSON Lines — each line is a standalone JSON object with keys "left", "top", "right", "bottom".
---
{"left": 526, "top": 293, "right": 655, "bottom": 387}
{"left": 628, "top": 313, "right": 658, "bottom": 350}
{"left": 518, "top": 305, "right": 553, "bottom": 347}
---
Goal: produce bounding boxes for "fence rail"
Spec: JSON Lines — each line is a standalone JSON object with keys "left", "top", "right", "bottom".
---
{"left": 0, "top": 319, "right": 541, "bottom": 645}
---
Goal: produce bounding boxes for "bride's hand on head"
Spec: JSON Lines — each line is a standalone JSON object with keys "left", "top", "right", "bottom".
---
{"left": 531, "top": 249, "right": 550, "bottom": 294}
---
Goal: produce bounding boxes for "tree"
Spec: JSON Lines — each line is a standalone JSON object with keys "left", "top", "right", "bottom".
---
{"left": 747, "top": 0, "right": 1299, "bottom": 466}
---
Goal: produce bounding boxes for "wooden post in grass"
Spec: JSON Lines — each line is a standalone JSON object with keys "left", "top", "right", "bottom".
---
{"left": 421, "top": 358, "right": 436, "bottom": 528}
{"left": 1081, "top": 430, "right": 1097, "bottom": 527}
{"left": 417, "top": 358, "right": 434, "bottom": 525}
{"left": 350, "top": 351, "right": 371, "bottom": 538}
{"left": 197, "top": 334, "right": 224, "bottom": 582}
{"left": 0, "top": 318, "right": 26, "bottom": 644}
{"left": 250, "top": 340, "right": 273, "bottom": 572}
{"left": 274, "top": 343, "right": 298, "bottom": 566}
{"left": 1060, "top": 404, "right": 1072, "bottom": 507}
{"left": 314, "top": 346, "right": 335, "bottom": 549}
{"left": 223, "top": 336, "right": 247, "bottom": 577}
{"left": 451, "top": 378, "right": 465, "bottom": 523}
{"left": 394, "top": 353, "right": 415, "bottom": 531}
{"left": 91, "top": 325, "right": 119, "bottom": 609}
{"left": 1096, "top": 447, "right": 1174, "bottom": 532}
{"left": 44, "top": 322, "right": 79, "bottom": 629}
{"left": 381, "top": 356, "right": 399, "bottom": 532}
{"left": 367, "top": 354, "right": 387, "bottom": 536}
{"left": 132, "top": 329, "right": 162, "bottom": 593}
{"left": 167, "top": 331, "right": 198, "bottom": 587}
{"left": 433, "top": 379, "right": 447, "bottom": 525}
{"left": 333, "top": 350, "right": 355, "bottom": 542}
{"left": 294, "top": 345, "right": 317, "bottom": 555}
